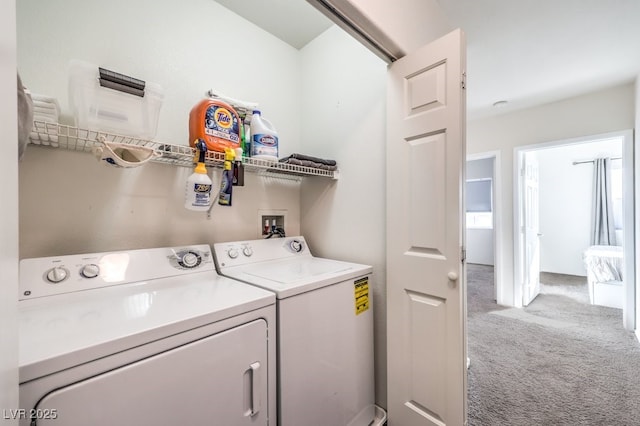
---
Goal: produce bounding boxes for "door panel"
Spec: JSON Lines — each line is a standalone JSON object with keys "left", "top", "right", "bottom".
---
{"left": 409, "top": 133, "right": 446, "bottom": 254}
{"left": 387, "top": 29, "right": 467, "bottom": 426}
{"left": 406, "top": 62, "right": 447, "bottom": 114}
{"left": 407, "top": 290, "right": 446, "bottom": 417}
{"left": 34, "top": 320, "right": 268, "bottom": 426}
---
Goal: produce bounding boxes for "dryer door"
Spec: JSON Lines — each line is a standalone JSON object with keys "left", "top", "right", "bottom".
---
{"left": 33, "top": 319, "right": 268, "bottom": 425}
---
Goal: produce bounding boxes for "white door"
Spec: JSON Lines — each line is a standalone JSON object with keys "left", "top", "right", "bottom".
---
{"left": 522, "top": 152, "right": 541, "bottom": 306}
{"left": 386, "top": 29, "right": 467, "bottom": 426}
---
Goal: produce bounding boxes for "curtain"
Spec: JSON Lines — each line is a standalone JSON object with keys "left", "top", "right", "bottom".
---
{"left": 592, "top": 157, "right": 616, "bottom": 246}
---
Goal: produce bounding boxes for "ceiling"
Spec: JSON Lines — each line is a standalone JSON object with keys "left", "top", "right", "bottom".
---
{"left": 439, "top": 0, "right": 640, "bottom": 119}
{"left": 215, "top": 0, "right": 640, "bottom": 120}
{"left": 214, "top": 0, "right": 332, "bottom": 50}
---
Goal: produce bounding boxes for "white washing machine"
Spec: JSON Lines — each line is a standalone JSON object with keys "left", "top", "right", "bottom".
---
{"left": 213, "top": 236, "right": 386, "bottom": 426}
{"left": 18, "top": 244, "right": 276, "bottom": 426}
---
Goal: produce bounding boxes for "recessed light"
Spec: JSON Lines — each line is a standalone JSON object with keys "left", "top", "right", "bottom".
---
{"left": 493, "top": 100, "right": 508, "bottom": 108}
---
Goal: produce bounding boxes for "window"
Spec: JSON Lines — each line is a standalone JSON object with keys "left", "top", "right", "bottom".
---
{"left": 466, "top": 178, "right": 493, "bottom": 229}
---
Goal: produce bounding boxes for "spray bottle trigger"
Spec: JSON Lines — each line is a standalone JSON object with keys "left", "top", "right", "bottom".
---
{"left": 223, "top": 147, "right": 235, "bottom": 170}
{"left": 192, "top": 139, "right": 208, "bottom": 163}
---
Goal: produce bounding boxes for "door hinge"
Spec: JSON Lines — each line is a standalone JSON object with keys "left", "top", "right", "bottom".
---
{"left": 461, "top": 246, "right": 466, "bottom": 263}
{"left": 461, "top": 72, "right": 467, "bottom": 90}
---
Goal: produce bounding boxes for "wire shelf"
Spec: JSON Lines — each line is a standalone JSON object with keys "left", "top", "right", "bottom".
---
{"left": 29, "top": 121, "right": 338, "bottom": 180}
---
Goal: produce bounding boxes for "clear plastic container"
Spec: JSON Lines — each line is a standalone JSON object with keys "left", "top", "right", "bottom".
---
{"left": 68, "top": 60, "right": 164, "bottom": 139}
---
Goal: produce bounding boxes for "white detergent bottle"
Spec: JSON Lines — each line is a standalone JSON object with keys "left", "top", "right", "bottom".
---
{"left": 250, "top": 110, "right": 279, "bottom": 161}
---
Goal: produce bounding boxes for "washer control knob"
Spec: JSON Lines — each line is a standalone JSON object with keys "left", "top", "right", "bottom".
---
{"left": 181, "top": 252, "right": 199, "bottom": 267}
{"left": 289, "top": 239, "right": 304, "bottom": 253}
{"left": 227, "top": 248, "right": 239, "bottom": 259}
{"left": 80, "top": 264, "right": 100, "bottom": 278}
{"left": 46, "top": 267, "right": 69, "bottom": 284}
{"left": 242, "top": 246, "right": 253, "bottom": 257}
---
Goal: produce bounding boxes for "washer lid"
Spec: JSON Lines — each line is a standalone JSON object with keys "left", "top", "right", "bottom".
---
{"left": 19, "top": 272, "right": 275, "bottom": 383}
{"left": 223, "top": 257, "right": 372, "bottom": 299}
{"left": 245, "top": 257, "right": 353, "bottom": 284}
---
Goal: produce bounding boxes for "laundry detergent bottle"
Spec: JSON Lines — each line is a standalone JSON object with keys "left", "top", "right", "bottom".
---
{"left": 184, "top": 140, "right": 213, "bottom": 211}
{"left": 249, "top": 110, "right": 278, "bottom": 161}
{"left": 189, "top": 98, "right": 241, "bottom": 153}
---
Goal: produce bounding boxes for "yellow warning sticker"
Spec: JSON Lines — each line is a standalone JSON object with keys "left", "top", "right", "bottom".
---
{"left": 354, "top": 277, "right": 369, "bottom": 315}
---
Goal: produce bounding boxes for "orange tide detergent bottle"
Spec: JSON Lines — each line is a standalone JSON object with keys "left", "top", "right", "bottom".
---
{"left": 189, "top": 98, "right": 241, "bottom": 153}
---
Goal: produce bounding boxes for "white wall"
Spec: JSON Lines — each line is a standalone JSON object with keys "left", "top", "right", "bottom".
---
{"left": 537, "top": 139, "right": 622, "bottom": 276}
{"left": 17, "top": 0, "right": 303, "bottom": 258}
{"left": 298, "top": 9, "right": 458, "bottom": 408}
{"left": 337, "top": 0, "right": 452, "bottom": 57}
{"left": 0, "top": 0, "right": 19, "bottom": 417}
{"left": 299, "top": 25, "right": 388, "bottom": 406}
{"left": 468, "top": 82, "right": 635, "bottom": 306}
{"left": 466, "top": 157, "right": 494, "bottom": 265}
{"left": 466, "top": 229, "right": 493, "bottom": 265}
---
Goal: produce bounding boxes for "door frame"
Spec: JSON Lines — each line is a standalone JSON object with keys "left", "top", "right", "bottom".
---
{"left": 467, "top": 151, "right": 503, "bottom": 302}
{"left": 1, "top": 0, "right": 20, "bottom": 412}
{"left": 512, "top": 130, "right": 635, "bottom": 330}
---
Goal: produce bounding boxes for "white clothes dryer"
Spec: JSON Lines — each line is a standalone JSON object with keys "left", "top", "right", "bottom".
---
{"left": 213, "top": 236, "right": 386, "bottom": 426}
{"left": 18, "top": 245, "right": 276, "bottom": 426}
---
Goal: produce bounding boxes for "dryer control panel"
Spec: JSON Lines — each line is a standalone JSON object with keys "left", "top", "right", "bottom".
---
{"left": 214, "top": 236, "right": 310, "bottom": 268}
{"left": 19, "top": 245, "right": 214, "bottom": 300}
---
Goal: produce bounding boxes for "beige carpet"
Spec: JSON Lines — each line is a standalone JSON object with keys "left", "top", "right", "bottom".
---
{"left": 467, "top": 264, "right": 640, "bottom": 425}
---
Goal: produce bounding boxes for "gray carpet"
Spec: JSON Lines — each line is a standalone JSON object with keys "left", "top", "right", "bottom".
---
{"left": 467, "top": 265, "right": 640, "bottom": 426}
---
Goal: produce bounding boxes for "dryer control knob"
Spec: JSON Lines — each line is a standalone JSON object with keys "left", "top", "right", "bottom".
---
{"left": 181, "top": 252, "right": 200, "bottom": 268}
{"left": 46, "top": 267, "right": 69, "bottom": 284}
{"left": 289, "top": 240, "right": 304, "bottom": 253}
{"left": 227, "top": 248, "right": 239, "bottom": 259}
{"left": 242, "top": 247, "right": 253, "bottom": 257}
{"left": 80, "top": 264, "right": 100, "bottom": 278}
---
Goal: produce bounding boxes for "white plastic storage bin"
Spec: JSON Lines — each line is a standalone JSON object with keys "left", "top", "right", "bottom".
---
{"left": 69, "top": 60, "right": 164, "bottom": 139}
